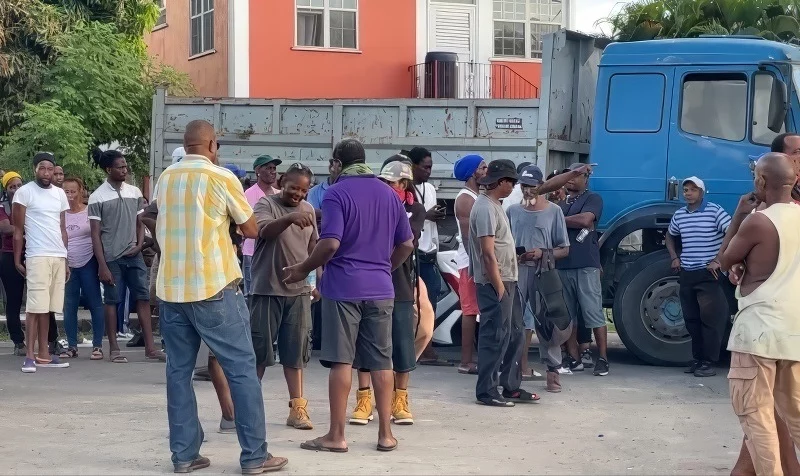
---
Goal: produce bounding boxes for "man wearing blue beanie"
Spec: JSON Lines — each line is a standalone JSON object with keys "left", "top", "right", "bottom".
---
{"left": 453, "top": 155, "right": 487, "bottom": 375}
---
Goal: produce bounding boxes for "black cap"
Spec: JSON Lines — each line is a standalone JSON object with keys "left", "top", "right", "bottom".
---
{"left": 478, "top": 159, "right": 518, "bottom": 185}
{"left": 33, "top": 152, "right": 56, "bottom": 167}
{"left": 518, "top": 165, "right": 544, "bottom": 186}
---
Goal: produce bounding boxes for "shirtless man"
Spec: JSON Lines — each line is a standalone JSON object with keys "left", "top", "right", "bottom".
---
{"left": 719, "top": 152, "right": 800, "bottom": 476}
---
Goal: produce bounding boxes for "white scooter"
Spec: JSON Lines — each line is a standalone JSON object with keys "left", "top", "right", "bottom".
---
{"left": 431, "top": 233, "right": 473, "bottom": 346}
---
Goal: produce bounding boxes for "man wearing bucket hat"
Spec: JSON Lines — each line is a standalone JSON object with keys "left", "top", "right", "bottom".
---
{"left": 469, "top": 159, "right": 538, "bottom": 406}
{"left": 242, "top": 155, "right": 281, "bottom": 295}
{"left": 452, "top": 154, "right": 487, "bottom": 375}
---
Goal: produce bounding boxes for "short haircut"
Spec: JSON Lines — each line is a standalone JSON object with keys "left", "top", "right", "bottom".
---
{"left": 770, "top": 133, "right": 800, "bottom": 153}
{"left": 333, "top": 139, "right": 366, "bottom": 167}
{"left": 407, "top": 147, "right": 431, "bottom": 165}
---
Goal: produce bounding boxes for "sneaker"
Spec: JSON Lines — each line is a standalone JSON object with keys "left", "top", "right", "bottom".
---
{"left": 476, "top": 395, "right": 514, "bottom": 407}
{"left": 593, "top": 357, "right": 609, "bottom": 376}
{"left": 391, "top": 389, "right": 414, "bottom": 425}
{"left": 13, "top": 343, "right": 26, "bottom": 357}
{"left": 684, "top": 360, "right": 699, "bottom": 374}
{"left": 286, "top": 397, "right": 313, "bottom": 430}
{"left": 218, "top": 417, "right": 236, "bottom": 434}
{"left": 556, "top": 366, "right": 573, "bottom": 375}
{"left": 694, "top": 362, "right": 716, "bottom": 377}
{"left": 37, "top": 356, "right": 69, "bottom": 368}
{"left": 21, "top": 358, "right": 36, "bottom": 373}
{"left": 564, "top": 356, "right": 584, "bottom": 372}
{"left": 581, "top": 349, "right": 595, "bottom": 368}
{"left": 174, "top": 455, "right": 211, "bottom": 473}
{"left": 349, "top": 388, "right": 374, "bottom": 425}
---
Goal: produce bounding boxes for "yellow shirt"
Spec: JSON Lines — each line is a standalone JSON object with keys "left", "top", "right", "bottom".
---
{"left": 154, "top": 154, "right": 252, "bottom": 302}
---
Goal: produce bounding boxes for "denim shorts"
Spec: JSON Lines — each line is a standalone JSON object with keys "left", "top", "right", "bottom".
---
{"left": 104, "top": 253, "right": 149, "bottom": 305}
{"left": 558, "top": 267, "right": 606, "bottom": 329}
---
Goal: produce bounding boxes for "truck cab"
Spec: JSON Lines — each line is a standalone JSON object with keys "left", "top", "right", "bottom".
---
{"left": 590, "top": 37, "right": 796, "bottom": 365}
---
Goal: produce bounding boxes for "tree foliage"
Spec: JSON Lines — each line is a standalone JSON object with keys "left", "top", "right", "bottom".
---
{"left": 0, "top": 1, "right": 194, "bottom": 186}
{"left": 606, "top": 0, "right": 800, "bottom": 42}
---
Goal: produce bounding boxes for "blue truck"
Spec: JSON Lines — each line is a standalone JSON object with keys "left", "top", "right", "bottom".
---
{"left": 586, "top": 35, "right": 793, "bottom": 365}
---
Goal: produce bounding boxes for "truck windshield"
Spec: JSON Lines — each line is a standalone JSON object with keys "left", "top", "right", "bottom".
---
{"left": 794, "top": 65, "right": 800, "bottom": 95}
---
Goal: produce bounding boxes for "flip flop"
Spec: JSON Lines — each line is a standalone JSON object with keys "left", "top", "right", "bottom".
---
{"left": 418, "top": 358, "right": 454, "bottom": 367}
{"left": 110, "top": 351, "right": 128, "bottom": 363}
{"left": 300, "top": 437, "right": 348, "bottom": 453}
{"left": 146, "top": 350, "right": 167, "bottom": 362}
{"left": 457, "top": 364, "right": 478, "bottom": 375}
{"left": 376, "top": 440, "right": 398, "bottom": 452}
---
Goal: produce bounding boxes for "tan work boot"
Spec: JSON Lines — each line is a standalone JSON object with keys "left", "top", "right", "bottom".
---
{"left": 391, "top": 388, "right": 414, "bottom": 425}
{"left": 287, "top": 397, "right": 313, "bottom": 430}
{"left": 546, "top": 370, "right": 562, "bottom": 393}
{"left": 349, "top": 388, "right": 374, "bottom": 425}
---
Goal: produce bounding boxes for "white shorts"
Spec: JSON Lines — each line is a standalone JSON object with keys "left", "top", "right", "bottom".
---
{"left": 26, "top": 256, "right": 66, "bottom": 314}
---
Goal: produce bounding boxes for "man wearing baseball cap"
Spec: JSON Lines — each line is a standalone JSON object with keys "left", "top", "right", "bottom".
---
{"left": 242, "top": 155, "right": 281, "bottom": 296}
{"left": 469, "top": 159, "right": 537, "bottom": 406}
{"left": 665, "top": 176, "right": 731, "bottom": 377}
{"left": 453, "top": 154, "right": 487, "bottom": 375}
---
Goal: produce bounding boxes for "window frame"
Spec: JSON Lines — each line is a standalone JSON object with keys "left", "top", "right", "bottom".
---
{"left": 189, "top": 0, "right": 215, "bottom": 58}
{"left": 294, "top": 0, "right": 359, "bottom": 51}
{"left": 492, "top": 0, "right": 563, "bottom": 60}
{"left": 154, "top": 0, "right": 167, "bottom": 29}
{"left": 605, "top": 72, "right": 667, "bottom": 134}
{"left": 749, "top": 70, "right": 786, "bottom": 146}
{"left": 678, "top": 72, "right": 749, "bottom": 143}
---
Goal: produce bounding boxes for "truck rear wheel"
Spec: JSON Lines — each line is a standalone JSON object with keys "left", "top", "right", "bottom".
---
{"left": 612, "top": 250, "right": 693, "bottom": 366}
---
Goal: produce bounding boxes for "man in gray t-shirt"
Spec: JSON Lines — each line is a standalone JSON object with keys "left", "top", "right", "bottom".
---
{"left": 468, "top": 159, "right": 535, "bottom": 407}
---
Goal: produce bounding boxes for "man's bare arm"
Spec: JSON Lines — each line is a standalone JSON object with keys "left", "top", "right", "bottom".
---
{"left": 238, "top": 216, "right": 258, "bottom": 239}
{"left": 553, "top": 246, "right": 569, "bottom": 260}
{"left": 564, "top": 212, "right": 595, "bottom": 229}
{"left": 454, "top": 195, "right": 474, "bottom": 253}
{"left": 391, "top": 239, "right": 414, "bottom": 271}
{"left": 12, "top": 203, "right": 26, "bottom": 274}
{"left": 720, "top": 214, "right": 765, "bottom": 270}
{"left": 538, "top": 168, "right": 586, "bottom": 195}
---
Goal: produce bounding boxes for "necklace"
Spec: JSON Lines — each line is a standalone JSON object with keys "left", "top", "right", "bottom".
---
{"left": 566, "top": 189, "right": 587, "bottom": 205}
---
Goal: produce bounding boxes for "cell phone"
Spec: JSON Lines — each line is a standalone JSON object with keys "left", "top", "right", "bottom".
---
{"left": 516, "top": 246, "right": 527, "bottom": 256}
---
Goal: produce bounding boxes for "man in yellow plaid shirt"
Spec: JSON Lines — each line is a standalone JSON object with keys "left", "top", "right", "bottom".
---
{"left": 154, "top": 120, "right": 288, "bottom": 474}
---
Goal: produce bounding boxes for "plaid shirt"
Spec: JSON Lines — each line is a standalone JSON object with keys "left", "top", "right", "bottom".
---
{"left": 154, "top": 154, "right": 252, "bottom": 302}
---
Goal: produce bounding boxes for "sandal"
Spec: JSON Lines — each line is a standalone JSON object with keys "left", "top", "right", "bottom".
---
{"left": 61, "top": 347, "right": 78, "bottom": 359}
{"left": 418, "top": 358, "right": 454, "bottom": 367}
{"left": 146, "top": 350, "right": 167, "bottom": 362}
{"left": 457, "top": 363, "right": 478, "bottom": 375}
{"left": 90, "top": 347, "right": 104, "bottom": 360}
{"left": 109, "top": 350, "right": 128, "bottom": 363}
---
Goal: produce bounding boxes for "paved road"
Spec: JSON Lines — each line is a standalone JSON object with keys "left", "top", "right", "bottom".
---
{"left": 0, "top": 336, "right": 743, "bottom": 475}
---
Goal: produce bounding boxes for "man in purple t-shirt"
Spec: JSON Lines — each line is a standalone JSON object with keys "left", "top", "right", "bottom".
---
{"left": 285, "top": 139, "right": 414, "bottom": 454}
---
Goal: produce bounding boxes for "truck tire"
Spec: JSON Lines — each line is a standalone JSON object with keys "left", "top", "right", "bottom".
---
{"left": 612, "top": 250, "right": 693, "bottom": 366}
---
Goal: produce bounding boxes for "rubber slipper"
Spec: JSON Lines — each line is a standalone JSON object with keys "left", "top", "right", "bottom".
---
{"left": 300, "top": 437, "right": 348, "bottom": 453}
{"left": 110, "top": 351, "right": 128, "bottom": 363}
{"left": 376, "top": 440, "right": 398, "bottom": 452}
{"left": 457, "top": 364, "right": 478, "bottom": 375}
{"left": 418, "top": 358, "right": 454, "bottom": 367}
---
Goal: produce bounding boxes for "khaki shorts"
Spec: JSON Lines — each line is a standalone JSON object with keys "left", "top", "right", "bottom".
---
{"left": 26, "top": 256, "right": 66, "bottom": 314}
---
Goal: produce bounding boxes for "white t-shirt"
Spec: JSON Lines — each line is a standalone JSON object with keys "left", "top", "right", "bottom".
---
{"left": 12, "top": 182, "right": 69, "bottom": 259}
{"left": 415, "top": 181, "right": 439, "bottom": 254}
{"left": 502, "top": 184, "right": 524, "bottom": 212}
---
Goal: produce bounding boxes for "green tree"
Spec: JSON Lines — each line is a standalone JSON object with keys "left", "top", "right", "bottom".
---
{"left": 0, "top": 1, "right": 193, "bottom": 186}
{"left": 607, "top": 0, "right": 800, "bottom": 42}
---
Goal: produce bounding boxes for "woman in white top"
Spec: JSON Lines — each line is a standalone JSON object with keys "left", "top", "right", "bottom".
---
{"left": 62, "top": 178, "right": 105, "bottom": 360}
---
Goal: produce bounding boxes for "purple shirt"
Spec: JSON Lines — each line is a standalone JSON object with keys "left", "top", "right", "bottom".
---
{"left": 319, "top": 175, "right": 413, "bottom": 301}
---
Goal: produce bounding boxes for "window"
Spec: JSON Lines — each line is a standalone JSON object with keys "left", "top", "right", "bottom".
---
{"left": 190, "top": 0, "right": 214, "bottom": 57}
{"left": 606, "top": 73, "right": 665, "bottom": 133}
{"left": 296, "top": 0, "right": 358, "bottom": 49}
{"left": 493, "top": 0, "right": 562, "bottom": 59}
{"left": 680, "top": 73, "right": 747, "bottom": 142}
{"left": 155, "top": 0, "right": 166, "bottom": 27}
{"left": 751, "top": 73, "right": 785, "bottom": 145}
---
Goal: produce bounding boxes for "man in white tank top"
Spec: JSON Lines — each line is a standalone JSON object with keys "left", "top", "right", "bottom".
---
{"left": 719, "top": 152, "right": 800, "bottom": 476}
{"left": 453, "top": 155, "right": 487, "bottom": 374}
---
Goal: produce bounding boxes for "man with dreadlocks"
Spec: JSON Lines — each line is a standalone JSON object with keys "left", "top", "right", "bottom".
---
{"left": 285, "top": 139, "right": 414, "bottom": 453}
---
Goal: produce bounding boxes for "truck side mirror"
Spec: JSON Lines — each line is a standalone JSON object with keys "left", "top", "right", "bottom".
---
{"left": 768, "top": 78, "right": 788, "bottom": 133}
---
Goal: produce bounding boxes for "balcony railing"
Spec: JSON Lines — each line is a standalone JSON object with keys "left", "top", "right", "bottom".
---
{"left": 408, "top": 61, "right": 539, "bottom": 100}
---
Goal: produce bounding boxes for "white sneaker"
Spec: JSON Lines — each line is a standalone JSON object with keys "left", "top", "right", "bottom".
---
{"left": 556, "top": 367, "right": 573, "bottom": 375}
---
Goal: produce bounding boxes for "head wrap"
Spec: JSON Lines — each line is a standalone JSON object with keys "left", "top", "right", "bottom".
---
{"left": 453, "top": 154, "right": 485, "bottom": 181}
{"left": 2, "top": 172, "right": 22, "bottom": 189}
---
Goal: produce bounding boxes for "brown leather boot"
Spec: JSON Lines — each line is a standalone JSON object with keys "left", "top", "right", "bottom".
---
{"left": 287, "top": 397, "right": 313, "bottom": 430}
{"left": 546, "top": 371, "right": 562, "bottom": 393}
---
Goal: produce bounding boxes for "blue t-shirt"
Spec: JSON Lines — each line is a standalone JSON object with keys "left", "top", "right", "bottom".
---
{"left": 556, "top": 191, "right": 603, "bottom": 270}
{"left": 307, "top": 181, "right": 331, "bottom": 210}
{"left": 318, "top": 175, "right": 413, "bottom": 301}
{"left": 668, "top": 200, "right": 731, "bottom": 271}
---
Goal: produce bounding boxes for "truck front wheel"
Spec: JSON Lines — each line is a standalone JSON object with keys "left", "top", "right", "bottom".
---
{"left": 612, "top": 250, "right": 693, "bottom": 366}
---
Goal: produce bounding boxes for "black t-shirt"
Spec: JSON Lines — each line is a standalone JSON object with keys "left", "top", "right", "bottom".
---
{"left": 393, "top": 201, "right": 426, "bottom": 302}
{"left": 556, "top": 191, "right": 603, "bottom": 270}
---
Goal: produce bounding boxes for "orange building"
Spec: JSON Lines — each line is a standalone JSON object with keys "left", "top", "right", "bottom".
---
{"left": 146, "top": 0, "right": 574, "bottom": 99}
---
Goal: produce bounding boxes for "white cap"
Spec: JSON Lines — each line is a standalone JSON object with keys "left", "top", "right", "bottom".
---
{"left": 682, "top": 176, "right": 705, "bottom": 192}
{"left": 171, "top": 147, "right": 186, "bottom": 162}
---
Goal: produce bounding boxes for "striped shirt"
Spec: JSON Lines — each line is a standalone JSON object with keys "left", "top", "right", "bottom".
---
{"left": 668, "top": 200, "right": 731, "bottom": 271}
{"left": 154, "top": 154, "right": 253, "bottom": 303}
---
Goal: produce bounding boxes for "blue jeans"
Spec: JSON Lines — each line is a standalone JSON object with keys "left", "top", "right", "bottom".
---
{"left": 242, "top": 255, "right": 253, "bottom": 296}
{"left": 64, "top": 257, "right": 105, "bottom": 348}
{"left": 160, "top": 287, "right": 267, "bottom": 469}
{"left": 418, "top": 257, "right": 441, "bottom": 313}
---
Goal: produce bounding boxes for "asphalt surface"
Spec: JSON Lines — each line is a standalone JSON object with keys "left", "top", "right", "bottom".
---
{"left": 0, "top": 335, "right": 744, "bottom": 475}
